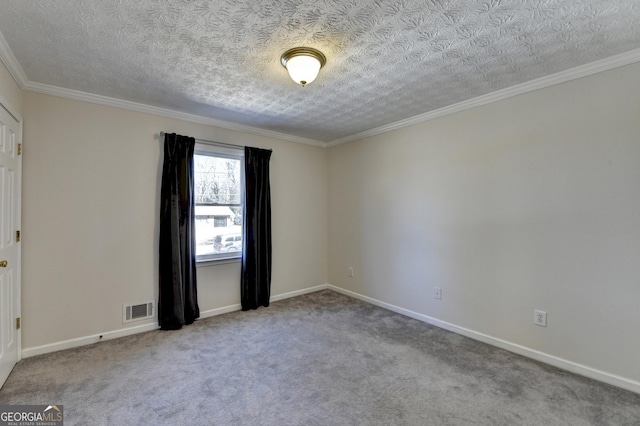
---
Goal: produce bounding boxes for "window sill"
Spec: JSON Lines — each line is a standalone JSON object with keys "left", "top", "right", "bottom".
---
{"left": 196, "top": 257, "right": 241, "bottom": 267}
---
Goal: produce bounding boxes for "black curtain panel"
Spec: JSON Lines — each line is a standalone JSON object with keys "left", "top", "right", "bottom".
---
{"left": 158, "top": 133, "right": 200, "bottom": 330}
{"left": 241, "top": 146, "right": 272, "bottom": 311}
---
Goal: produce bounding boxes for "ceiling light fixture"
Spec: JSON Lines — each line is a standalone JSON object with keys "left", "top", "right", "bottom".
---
{"left": 281, "top": 47, "right": 326, "bottom": 86}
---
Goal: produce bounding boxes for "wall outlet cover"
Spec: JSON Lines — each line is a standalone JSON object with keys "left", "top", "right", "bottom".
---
{"left": 534, "top": 310, "right": 547, "bottom": 327}
{"left": 434, "top": 287, "right": 442, "bottom": 300}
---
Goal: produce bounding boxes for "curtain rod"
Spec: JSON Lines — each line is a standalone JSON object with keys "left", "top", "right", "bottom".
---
{"left": 159, "top": 131, "right": 241, "bottom": 150}
{"left": 159, "top": 132, "right": 272, "bottom": 152}
{"left": 195, "top": 138, "right": 244, "bottom": 151}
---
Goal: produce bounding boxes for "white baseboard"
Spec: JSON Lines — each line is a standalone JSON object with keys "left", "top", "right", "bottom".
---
{"left": 270, "top": 284, "right": 329, "bottom": 302}
{"left": 327, "top": 284, "right": 640, "bottom": 395}
{"left": 21, "top": 284, "right": 329, "bottom": 359}
{"left": 21, "top": 322, "right": 160, "bottom": 358}
{"left": 199, "top": 284, "right": 329, "bottom": 318}
{"left": 198, "top": 304, "right": 242, "bottom": 319}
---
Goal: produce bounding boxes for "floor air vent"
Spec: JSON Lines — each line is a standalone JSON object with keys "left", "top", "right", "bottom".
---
{"left": 123, "top": 301, "right": 154, "bottom": 323}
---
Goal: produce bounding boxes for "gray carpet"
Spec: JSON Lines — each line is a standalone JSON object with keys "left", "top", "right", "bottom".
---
{"left": 1, "top": 290, "right": 638, "bottom": 425}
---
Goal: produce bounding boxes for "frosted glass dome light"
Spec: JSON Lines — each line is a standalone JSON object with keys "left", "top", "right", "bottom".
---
{"left": 281, "top": 47, "right": 327, "bottom": 86}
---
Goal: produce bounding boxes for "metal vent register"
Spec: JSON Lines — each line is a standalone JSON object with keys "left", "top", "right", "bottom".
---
{"left": 123, "top": 302, "right": 154, "bottom": 323}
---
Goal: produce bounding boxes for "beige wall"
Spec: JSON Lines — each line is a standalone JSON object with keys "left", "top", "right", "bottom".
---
{"left": 328, "top": 62, "right": 640, "bottom": 383}
{"left": 21, "top": 92, "right": 328, "bottom": 349}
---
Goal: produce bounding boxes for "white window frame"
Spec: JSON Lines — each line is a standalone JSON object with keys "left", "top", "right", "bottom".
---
{"left": 194, "top": 143, "right": 244, "bottom": 264}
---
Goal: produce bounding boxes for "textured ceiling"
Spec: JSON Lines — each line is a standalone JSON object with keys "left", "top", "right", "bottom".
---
{"left": 0, "top": 0, "right": 639, "bottom": 144}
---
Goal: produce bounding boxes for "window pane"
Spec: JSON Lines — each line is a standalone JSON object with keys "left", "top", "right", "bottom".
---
{"left": 194, "top": 152, "right": 243, "bottom": 261}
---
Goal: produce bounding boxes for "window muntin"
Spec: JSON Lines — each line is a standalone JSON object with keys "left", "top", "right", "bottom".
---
{"left": 194, "top": 144, "right": 244, "bottom": 262}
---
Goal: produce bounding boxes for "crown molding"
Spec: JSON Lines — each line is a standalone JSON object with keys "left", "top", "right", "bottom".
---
{"left": 23, "top": 81, "right": 326, "bottom": 147}
{"left": 326, "top": 47, "right": 640, "bottom": 147}
{"left": 0, "top": 31, "right": 29, "bottom": 89}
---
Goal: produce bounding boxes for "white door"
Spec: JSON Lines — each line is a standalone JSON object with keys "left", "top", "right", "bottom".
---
{"left": 0, "top": 102, "right": 21, "bottom": 388}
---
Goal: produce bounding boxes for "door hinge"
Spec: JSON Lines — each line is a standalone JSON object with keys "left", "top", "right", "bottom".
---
{"left": 16, "top": 318, "right": 20, "bottom": 330}
{"left": 17, "top": 143, "right": 22, "bottom": 155}
{"left": 16, "top": 230, "right": 20, "bottom": 242}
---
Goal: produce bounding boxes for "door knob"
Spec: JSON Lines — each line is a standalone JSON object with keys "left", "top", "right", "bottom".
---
{"left": 0, "top": 260, "right": 7, "bottom": 267}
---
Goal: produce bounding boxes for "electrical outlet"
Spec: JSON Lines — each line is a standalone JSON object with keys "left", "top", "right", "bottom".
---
{"left": 348, "top": 267, "right": 354, "bottom": 277}
{"left": 434, "top": 287, "right": 442, "bottom": 300}
{"left": 534, "top": 310, "right": 547, "bottom": 327}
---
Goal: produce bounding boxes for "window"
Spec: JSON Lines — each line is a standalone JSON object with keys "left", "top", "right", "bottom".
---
{"left": 194, "top": 143, "right": 244, "bottom": 262}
